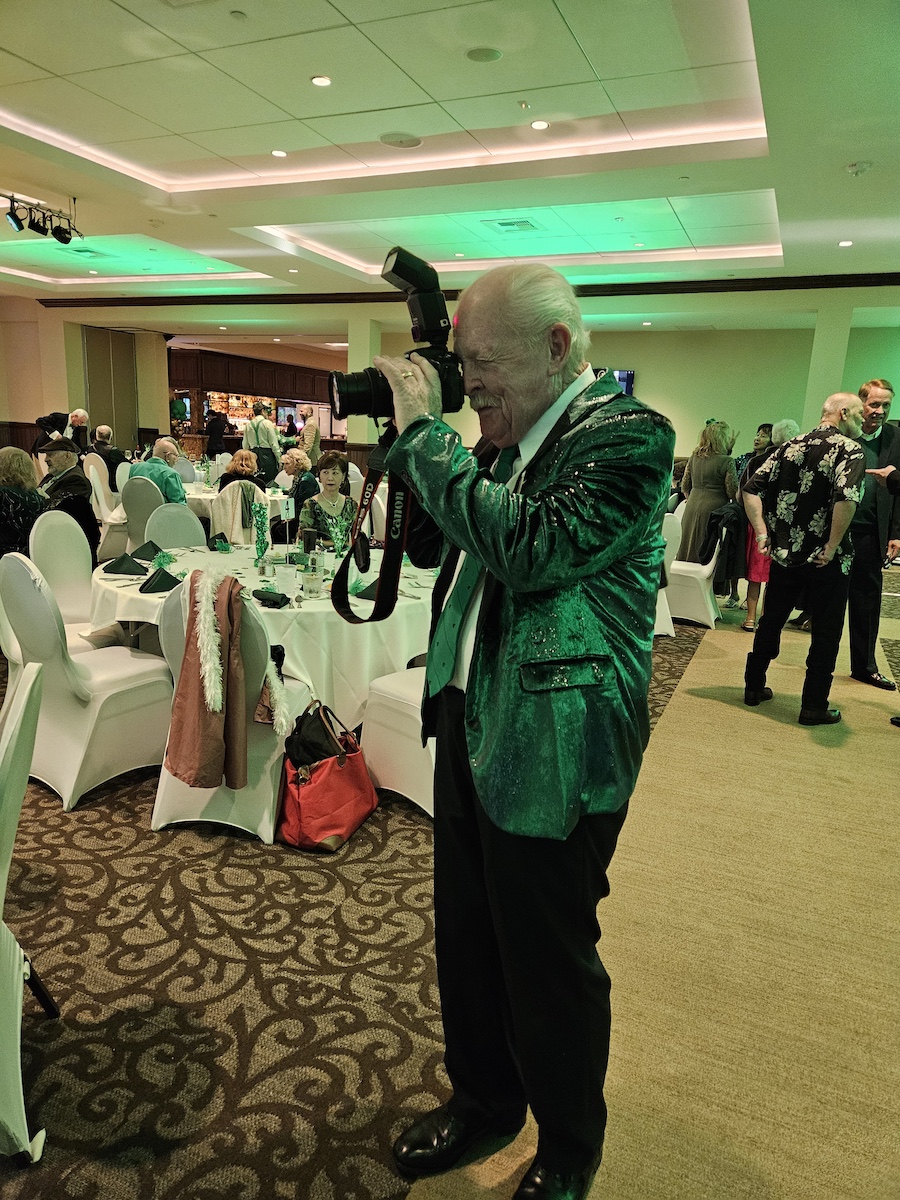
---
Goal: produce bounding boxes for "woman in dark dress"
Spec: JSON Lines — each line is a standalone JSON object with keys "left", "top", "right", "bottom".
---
{"left": 0, "top": 446, "right": 47, "bottom": 558}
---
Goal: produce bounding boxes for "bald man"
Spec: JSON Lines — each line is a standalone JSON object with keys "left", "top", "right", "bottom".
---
{"left": 91, "top": 425, "right": 128, "bottom": 491}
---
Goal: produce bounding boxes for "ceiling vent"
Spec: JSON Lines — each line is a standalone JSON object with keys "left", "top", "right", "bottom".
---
{"left": 481, "top": 217, "right": 545, "bottom": 234}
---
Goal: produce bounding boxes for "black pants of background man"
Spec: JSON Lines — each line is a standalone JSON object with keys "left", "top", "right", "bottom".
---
{"left": 433, "top": 687, "right": 628, "bottom": 1173}
{"left": 847, "top": 527, "right": 884, "bottom": 677}
{"left": 746, "top": 558, "right": 851, "bottom": 709}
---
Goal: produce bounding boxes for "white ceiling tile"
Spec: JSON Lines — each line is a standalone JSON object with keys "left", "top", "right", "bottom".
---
{"left": 188, "top": 122, "right": 331, "bottom": 156}
{"left": 339, "top": 131, "right": 487, "bottom": 168}
{"left": 604, "top": 62, "right": 762, "bottom": 113}
{"left": 225, "top": 145, "right": 364, "bottom": 175}
{"left": 687, "top": 222, "right": 781, "bottom": 247}
{"left": 554, "top": 199, "right": 683, "bottom": 234}
{"left": 71, "top": 56, "right": 289, "bottom": 134}
{"left": 0, "top": 0, "right": 184, "bottom": 74}
{"left": 201, "top": 28, "right": 430, "bottom": 119}
{"left": 95, "top": 134, "right": 253, "bottom": 177}
{"left": 443, "top": 82, "right": 616, "bottom": 132}
{"left": 448, "top": 208, "right": 583, "bottom": 238}
{"left": 0, "top": 50, "right": 49, "bottom": 87}
{"left": 279, "top": 223, "right": 395, "bottom": 250}
{"left": 470, "top": 112, "right": 630, "bottom": 154}
{"left": 114, "top": 0, "right": 349, "bottom": 52}
{"left": 0, "top": 77, "right": 168, "bottom": 143}
{"left": 305, "top": 104, "right": 463, "bottom": 144}
{"left": 669, "top": 190, "right": 778, "bottom": 227}
{"left": 558, "top": 0, "right": 757, "bottom": 80}
{"left": 360, "top": 0, "right": 596, "bottom": 101}
{"left": 582, "top": 230, "right": 693, "bottom": 252}
{"left": 483, "top": 234, "right": 594, "bottom": 258}
{"left": 361, "top": 215, "right": 471, "bottom": 243}
{"left": 398, "top": 240, "right": 498, "bottom": 261}
{"left": 334, "top": 0, "right": 484, "bottom": 17}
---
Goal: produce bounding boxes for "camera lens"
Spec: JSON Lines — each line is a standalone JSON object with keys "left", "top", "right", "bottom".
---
{"left": 329, "top": 366, "right": 395, "bottom": 421}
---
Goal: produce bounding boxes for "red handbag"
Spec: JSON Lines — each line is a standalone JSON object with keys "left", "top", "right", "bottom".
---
{"left": 276, "top": 703, "right": 378, "bottom": 852}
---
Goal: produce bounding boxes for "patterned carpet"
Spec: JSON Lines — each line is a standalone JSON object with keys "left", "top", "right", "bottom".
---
{"left": 0, "top": 628, "right": 704, "bottom": 1200}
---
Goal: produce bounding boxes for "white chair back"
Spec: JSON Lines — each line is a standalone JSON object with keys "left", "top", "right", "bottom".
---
{"left": 28, "top": 509, "right": 93, "bottom": 623}
{"left": 83, "top": 453, "right": 106, "bottom": 518}
{"left": 0, "top": 554, "right": 90, "bottom": 700}
{"left": 86, "top": 463, "right": 119, "bottom": 524}
{"left": 34, "top": 452, "right": 48, "bottom": 484}
{"left": 173, "top": 457, "right": 197, "bottom": 483}
{"left": 273, "top": 470, "right": 292, "bottom": 490}
{"left": 115, "top": 461, "right": 131, "bottom": 494}
{"left": 210, "top": 481, "right": 268, "bottom": 545}
{"left": 145, "top": 503, "right": 207, "bottom": 549}
{"left": 369, "top": 489, "right": 387, "bottom": 541}
{"left": 349, "top": 479, "right": 363, "bottom": 505}
{"left": 662, "top": 513, "right": 681, "bottom": 578}
{"left": 122, "top": 476, "right": 165, "bottom": 550}
{"left": 216, "top": 453, "right": 231, "bottom": 470}
{"left": 0, "top": 663, "right": 43, "bottom": 918}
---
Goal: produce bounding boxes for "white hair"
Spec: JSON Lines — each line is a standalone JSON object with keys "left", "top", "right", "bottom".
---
{"left": 95, "top": 425, "right": 113, "bottom": 443}
{"left": 465, "top": 263, "right": 592, "bottom": 387}
{"left": 771, "top": 419, "right": 800, "bottom": 445}
{"left": 282, "top": 448, "right": 311, "bottom": 472}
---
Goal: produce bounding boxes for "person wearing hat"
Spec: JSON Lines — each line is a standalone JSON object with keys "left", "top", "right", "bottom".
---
{"left": 38, "top": 437, "right": 100, "bottom": 564}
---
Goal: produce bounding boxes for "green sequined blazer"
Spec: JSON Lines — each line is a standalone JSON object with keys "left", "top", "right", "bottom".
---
{"left": 386, "top": 372, "right": 675, "bottom": 840}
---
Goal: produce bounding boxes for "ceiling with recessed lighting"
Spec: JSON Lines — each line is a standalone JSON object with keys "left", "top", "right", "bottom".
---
{"left": 0, "top": 0, "right": 897, "bottom": 340}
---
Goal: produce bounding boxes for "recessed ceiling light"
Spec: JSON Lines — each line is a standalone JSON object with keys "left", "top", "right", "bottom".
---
{"left": 615, "top": 217, "right": 624, "bottom": 222}
{"left": 838, "top": 240, "right": 853, "bottom": 247}
{"left": 288, "top": 268, "right": 298, "bottom": 273}
{"left": 455, "top": 253, "right": 465, "bottom": 257}
{"left": 271, "top": 149, "right": 287, "bottom": 158}
{"left": 379, "top": 131, "right": 423, "bottom": 149}
{"left": 634, "top": 242, "right": 645, "bottom": 247}
{"left": 467, "top": 47, "right": 502, "bottom": 62}
{"left": 530, "top": 120, "right": 549, "bottom": 130}
{"left": 273, "top": 338, "right": 281, "bottom": 342}
{"left": 219, "top": 326, "right": 227, "bottom": 330}
{"left": 311, "top": 75, "right": 331, "bottom": 86}
{"left": 206, "top": 267, "right": 215, "bottom": 271}
{"left": 642, "top": 321, "right": 652, "bottom": 326}
{"left": 89, "top": 270, "right": 98, "bottom": 274}
{"left": 325, "top": 342, "right": 349, "bottom": 348}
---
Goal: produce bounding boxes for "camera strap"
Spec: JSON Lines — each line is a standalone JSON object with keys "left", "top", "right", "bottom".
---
{"left": 330, "top": 466, "right": 411, "bottom": 624}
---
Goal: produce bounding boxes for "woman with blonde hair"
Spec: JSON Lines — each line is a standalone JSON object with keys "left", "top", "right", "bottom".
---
{"left": 217, "top": 449, "right": 265, "bottom": 492}
{"left": 676, "top": 420, "right": 738, "bottom": 563}
{"left": 0, "top": 446, "right": 47, "bottom": 558}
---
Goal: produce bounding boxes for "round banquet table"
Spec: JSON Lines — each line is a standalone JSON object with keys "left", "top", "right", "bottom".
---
{"left": 183, "top": 481, "right": 283, "bottom": 521}
{"left": 90, "top": 547, "right": 435, "bottom": 728}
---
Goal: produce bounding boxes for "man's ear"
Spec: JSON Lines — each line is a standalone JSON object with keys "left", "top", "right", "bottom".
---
{"left": 548, "top": 323, "right": 572, "bottom": 376}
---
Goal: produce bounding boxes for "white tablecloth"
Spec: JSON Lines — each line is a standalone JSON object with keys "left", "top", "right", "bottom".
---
{"left": 183, "top": 482, "right": 283, "bottom": 521}
{"left": 90, "top": 547, "right": 434, "bottom": 727}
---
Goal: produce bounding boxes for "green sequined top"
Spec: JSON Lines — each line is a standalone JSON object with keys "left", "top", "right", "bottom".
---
{"left": 386, "top": 372, "right": 675, "bottom": 839}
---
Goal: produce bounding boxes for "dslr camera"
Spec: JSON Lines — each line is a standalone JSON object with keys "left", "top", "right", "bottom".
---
{"left": 329, "top": 246, "right": 464, "bottom": 422}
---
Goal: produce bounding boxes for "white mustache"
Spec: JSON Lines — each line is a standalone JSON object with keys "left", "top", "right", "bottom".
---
{"left": 469, "top": 395, "right": 500, "bottom": 412}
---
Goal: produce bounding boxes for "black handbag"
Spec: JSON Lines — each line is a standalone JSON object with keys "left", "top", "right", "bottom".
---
{"left": 284, "top": 700, "right": 349, "bottom": 768}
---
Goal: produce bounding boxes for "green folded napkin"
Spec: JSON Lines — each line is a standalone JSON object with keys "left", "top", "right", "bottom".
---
{"left": 103, "top": 554, "right": 148, "bottom": 576}
{"left": 131, "top": 540, "right": 162, "bottom": 562}
{"left": 138, "top": 568, "right": 181, "bottom": 594}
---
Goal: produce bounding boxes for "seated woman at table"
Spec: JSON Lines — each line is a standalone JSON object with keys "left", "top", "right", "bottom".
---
{"left": 217, "top": 449, "right": 266, "bottom": 492}
{"left": 0, "top": 446, "right": 47, "bottom": 558}
{"left": 297, "top": 451, "right": 358, "bottom": 551}
{"left": 270, "top": 448, "right": 318, "bottom": 543}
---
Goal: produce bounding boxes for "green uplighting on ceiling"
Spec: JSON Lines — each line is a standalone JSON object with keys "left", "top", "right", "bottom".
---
{"left": 0, "top": 234, "right": 247, "bottom": 278}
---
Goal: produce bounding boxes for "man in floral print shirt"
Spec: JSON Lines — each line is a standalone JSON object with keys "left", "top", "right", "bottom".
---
{"left": 742, "top": 392, "right": 865, "bottom": 725}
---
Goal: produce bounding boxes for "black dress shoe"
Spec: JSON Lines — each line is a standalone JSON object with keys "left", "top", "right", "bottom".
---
{"left": 392, "top": 1105, "right": 523, "bottom": 1178}
{"left": 851, "top": 671, "right": 897, "bottom": 691}
{"left": 798, "top": 708, "right": 841, "bottom": 726}
{"left": 513, "top": 1157, "right": 600, "bottom": 1200}
{"left": 744, "top": 686, "right": 773, "bottom": 706}
{"left": 889, "top": 716, "right": 900, "bottom": 728}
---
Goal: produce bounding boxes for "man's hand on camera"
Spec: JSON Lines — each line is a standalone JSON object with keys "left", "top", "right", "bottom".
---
{"left": 373, "top": 352, "right": 442, "bottom": 434}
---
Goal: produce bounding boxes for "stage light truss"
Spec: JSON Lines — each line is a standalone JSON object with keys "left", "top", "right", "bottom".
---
{"left": 2, "top": 193, "right": 83, "bottom": 243}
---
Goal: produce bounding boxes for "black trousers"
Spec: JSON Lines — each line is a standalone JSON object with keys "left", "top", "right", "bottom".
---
{"left": 433, "top": 688, "right": 628, "bottom": 1172}
{"left": 847, "top": 528, "right": 884, "bottom": 676}
{"left": 745, "top": 559, "right": 851, "bottom": 709}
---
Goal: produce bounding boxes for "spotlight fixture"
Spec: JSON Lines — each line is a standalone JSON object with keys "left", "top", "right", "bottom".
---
{"left": 1, "top": 193, "right": 83, "bottom": 241}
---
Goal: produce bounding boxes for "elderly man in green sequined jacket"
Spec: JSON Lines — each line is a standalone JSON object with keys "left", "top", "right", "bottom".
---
{"left": 375, "top": 263, "right": 674, "bottom": 1200}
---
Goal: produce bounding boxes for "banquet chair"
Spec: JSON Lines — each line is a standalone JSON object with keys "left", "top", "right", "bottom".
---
{"left": 173, "top": 457, "right": 197, "bottom": 483}
{"left": 85, "top": 463, "right": 129, "bottom": 562}
{"left": 83, "top": 453, "right": 108, "bottom": 518}
{"left": 273, "top": 470, "right": 292, "bottom": 490}
{"left": 666, "top": 533, "right": 723, "bottom": 628}
{"left": 0, "top": 553, "right": 173, "bottom": 811}
{"left": 145, "top": 503, "right": 207, "bottom": 549}
{"left": 0, "top": 663, "right": 55, "bottom": 1164}
{"left": 361, "top": 666, "right": 434, "bottom": 817}
{"left": 28, "top": 511, "right": 121, "bottom": 653}
{"left": 122, "top": 476, "right": 165, "bottom": 552}
{"left": 115, "top": 461, "right": 132, "bottom": 495}
{"left": 369, "top": 489, "right": 387, "bottom": 541}
{"left": 151, "top": 580, "right": 312, "bottom": 843}
{"left": 654, "top": 513, "right": 682, "bottom": 638}
{"left": 209, "top": 480, "right": 268, "bottom": 545}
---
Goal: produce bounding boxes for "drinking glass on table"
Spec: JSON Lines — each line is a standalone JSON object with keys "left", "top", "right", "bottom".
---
{"left": 304, "top": 568, "right": 322, "bottom": 598}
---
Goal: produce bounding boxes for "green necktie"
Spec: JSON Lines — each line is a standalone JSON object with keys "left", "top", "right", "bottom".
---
{"left": 425, "top": 445, "right": 519, "bottom": 696}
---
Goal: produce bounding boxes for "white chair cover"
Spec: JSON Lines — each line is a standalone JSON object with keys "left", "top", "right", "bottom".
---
{"left": 29, "top": 509, "right": 93, "bottom": 622}
{"left": 654, "top": 513, "right": 682, "bottom": 638}
{"left": 151, "top": 579, "right": 311, "bottom": 843}
{"left": 145, "top": 504, "right": 207, "bottom": 549}
{"left": 369, "top": 490, "right": 387, "bottom": 541}
{"left": 361, "top": 667, "right": 434, "bottom": 817}
{"left": 86, "top": 465, "right": 129, "bottom": 562}
{"left": 667, "top": 537, "right": 722, "bottom": 628}
{"left": 273, "top": 470, "right": 292, "bottom": 490}
{"left": 209, "top": 481, "right": 268, "bottom": 546}
{"left": 82, "top": 453, "right": 107, "bottom": 519}
{"left": 173, "top": 457, "right": 197, "bottom": 483}
{"left": 0, "top": 663, "right": 48, "bottom": 1163}
{"left": 0, "top": 554, "right": 173, "bottom": 811}
{"left": 115, "top": 461, "right": 132, "bottom": 495}
{"left": 122, "top": 476, "right": 165, "bottom": 552}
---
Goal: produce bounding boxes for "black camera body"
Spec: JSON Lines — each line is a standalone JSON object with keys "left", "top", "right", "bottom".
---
{"left": 329, "top": 246, "right": 464, "bottom": 421}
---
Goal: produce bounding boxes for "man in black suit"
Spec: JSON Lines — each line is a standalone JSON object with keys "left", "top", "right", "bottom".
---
{"left": 91, "top": 425, "right": 128, "bottom": 491}
{"left": 38, "top": 437, "right": 100, "bottom": 565}
{"left": 847, "top": 378, "right": 900, "bottom": 690}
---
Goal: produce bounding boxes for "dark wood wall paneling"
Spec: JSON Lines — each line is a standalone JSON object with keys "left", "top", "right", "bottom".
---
{"left": 169, "top": 348, "right": 332, "bottom": 403}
